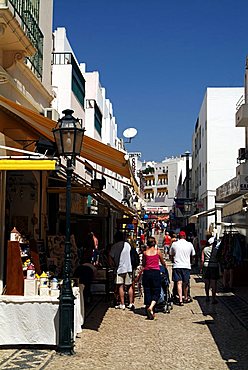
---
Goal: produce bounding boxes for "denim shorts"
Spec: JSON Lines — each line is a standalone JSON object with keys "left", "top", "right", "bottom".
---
{"left": 172, "top": 268, "right": 190, "bottom": 283}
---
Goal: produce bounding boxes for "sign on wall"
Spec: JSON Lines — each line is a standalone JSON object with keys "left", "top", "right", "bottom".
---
{"left": 216, "top": 175, "right": 248, "bottom": 201}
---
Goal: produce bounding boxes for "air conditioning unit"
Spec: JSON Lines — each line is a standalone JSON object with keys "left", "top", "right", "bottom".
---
{"left": 44, "top": 108, "right": 60, "bottom": 121}
{"left": 238, "top": 148, "right": 246, "bottom": 161}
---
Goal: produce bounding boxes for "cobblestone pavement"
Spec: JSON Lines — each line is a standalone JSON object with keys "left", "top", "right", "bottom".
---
{"left": 44, "top": 266, "right": 248, "bottom": 370}
{"left": 1, "top": 232, "right": 248, "bottom": 369}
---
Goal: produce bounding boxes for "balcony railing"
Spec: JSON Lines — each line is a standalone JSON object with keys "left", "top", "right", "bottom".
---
{"left": 8, "top": 0, "right": 43, "bottom": 79}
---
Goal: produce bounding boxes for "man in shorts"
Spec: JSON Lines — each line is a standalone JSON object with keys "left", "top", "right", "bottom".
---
{"left": 109, "top": 231, "right": 134, "bottom": 310}
{"left": 170, "top": 231, "right": 195, "bottom": 306}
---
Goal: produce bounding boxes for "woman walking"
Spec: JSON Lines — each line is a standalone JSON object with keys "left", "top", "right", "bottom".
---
{"left": 201, "top": 237, "right": 220, "bottom": 304}
{"left": 142, "top": 237, "right": 167, "bottom": 320}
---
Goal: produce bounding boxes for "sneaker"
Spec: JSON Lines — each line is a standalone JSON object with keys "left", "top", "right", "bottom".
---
{"left": 127, "top": 303, "right": 135, "bottom": 311}
{"left": 115, "top": 304, "right": 125, "bottom": 310}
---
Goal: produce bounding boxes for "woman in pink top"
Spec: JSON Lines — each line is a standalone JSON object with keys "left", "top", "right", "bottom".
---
{"left": 142, "top": 237, "right": 167, "bottom": 320}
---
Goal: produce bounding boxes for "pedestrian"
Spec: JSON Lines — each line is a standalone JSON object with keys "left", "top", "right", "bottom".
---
{"left": 140, "top": 232, "right": 145, "bottom": 246}
{"left": 201, "top": 236, "right": 219, "bottom": 304}
{"left": 192, "top": 232, "right": 200, "bottom": 267}
{"left": 74, "top": 257, "right": 97, "bottom": 303}
{"left": 163, "top": 231, "right": 172, "bottom": 259}
{"left": 170, "top": 233, "right": 178, "bottom": 244}
{"left": 109, "top": 231, "right": 134, "bottom": 310}
{"left": 142, "top": 236, "right": 167, "bottom": 320}
{"left": 91, "top": 232, "right": 99, "bottom": 266}
{"left": 170, "top": 231, "right": 195, "bottom": 306}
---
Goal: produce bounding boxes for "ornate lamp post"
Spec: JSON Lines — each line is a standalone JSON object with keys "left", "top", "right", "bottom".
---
{"left": 53, "top": 109, "right": 85, "bottom": 354}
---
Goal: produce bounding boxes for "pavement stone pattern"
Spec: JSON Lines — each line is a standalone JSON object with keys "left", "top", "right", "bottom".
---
{"left": 0, "top": 349, "right": 54, "bottom": 369}
{"left": 1, "top": 233, "right": 248, "bottom": 369}
{"left": 44, "top": 260, "right": 248, "bottom": 369}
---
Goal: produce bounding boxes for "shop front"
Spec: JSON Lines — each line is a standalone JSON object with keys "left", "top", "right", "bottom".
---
{"left": 0, "top": 95, "right": 137, "bottom": 348}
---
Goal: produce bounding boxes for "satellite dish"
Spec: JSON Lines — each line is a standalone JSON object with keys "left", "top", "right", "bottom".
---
{"left": 123, "top": 128, "right": 137, "bottom": 143}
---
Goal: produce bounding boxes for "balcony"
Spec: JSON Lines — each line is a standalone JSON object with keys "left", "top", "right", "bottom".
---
{"left": 236, "top": 103, "right": 248, "bottom": 127}
{"left": 0, "top": 0, "right": 43, "bottom": 79}
{"left": 156, "top": 182, "right": 168, "bottom": 187}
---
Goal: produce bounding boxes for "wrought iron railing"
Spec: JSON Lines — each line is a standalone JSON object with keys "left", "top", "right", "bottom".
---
{"left": 8, "top": 0, "right": 43, "bottom": 79}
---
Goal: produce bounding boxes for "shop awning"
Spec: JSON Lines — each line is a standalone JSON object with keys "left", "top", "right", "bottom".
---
{"left": 222, "top": 194, "right": 248, "bottom": 217}
{"left": 188, "top": 208, "right": 216, "bottom": 224}
{"left": 100, "top": 192, "right": 137, "bottom": 217}
{"left": 0, "top": 95, "right": 137, "bottom": 182}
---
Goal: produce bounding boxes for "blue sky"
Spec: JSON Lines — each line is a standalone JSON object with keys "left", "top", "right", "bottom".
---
{"left": 53, "top": 0, "right": 248, "bottom": 161}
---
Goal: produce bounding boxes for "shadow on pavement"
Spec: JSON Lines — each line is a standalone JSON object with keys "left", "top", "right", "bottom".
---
{"left": 133, "top": 307, "right": 147, "bottom": 317}
{"left": 83, "top": 296, "right": 109, "bottom": 331}
{"left": 194, "top": 295, "right": 248, "bottom": 370}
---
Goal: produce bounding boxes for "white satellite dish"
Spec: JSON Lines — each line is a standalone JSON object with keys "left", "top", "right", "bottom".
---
{"left": 123, "top": 127, "right": 137, "bottom": 143}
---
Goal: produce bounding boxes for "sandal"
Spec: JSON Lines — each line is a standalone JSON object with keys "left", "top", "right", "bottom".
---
{"left": 179, "top": 302, "right": 184, "bottom": 306}
{"left": 147, "top": 308, "right": 154, "bottom": 320}
{"left": 183, "top": 297, "right": 192, "bottom": 304}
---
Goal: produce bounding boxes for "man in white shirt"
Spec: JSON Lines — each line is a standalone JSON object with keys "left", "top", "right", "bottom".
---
{"left": 110, "top": 231, "right": 134, "bottom": 310}
{"left": 170, "top": 231, "right": 195, "bottom": 306}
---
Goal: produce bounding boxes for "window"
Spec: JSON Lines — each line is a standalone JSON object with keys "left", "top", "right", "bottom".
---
{"left": 71, "top": 59, "right": 85, "bottom": 108}
{"left": 94, "top": 103, "right": 102, "bottom": 136}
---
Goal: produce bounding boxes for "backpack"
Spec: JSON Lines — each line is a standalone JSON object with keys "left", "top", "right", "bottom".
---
{"left": 130, "top": 248, "right": 140, "bottom": 269}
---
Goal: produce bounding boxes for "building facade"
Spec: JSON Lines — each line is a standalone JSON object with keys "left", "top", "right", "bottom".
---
{"left": 191, "top": 87, "right": 245, "bottom": 241}
{"left": 141, "top": 156, "right": 189, "bottom": 217}
{"left": 0, "top": 0, "right": 54, "bottom": 292}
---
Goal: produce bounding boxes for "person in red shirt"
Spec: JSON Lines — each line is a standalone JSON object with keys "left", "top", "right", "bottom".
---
{"left": 142, "top": 237, "right": 167, "bottom": 319}
{"left": 140, "top": 233, "right": 145, "bottom": 245}
{"left": 163, "top": 232, "right": 172, "bottom": 258}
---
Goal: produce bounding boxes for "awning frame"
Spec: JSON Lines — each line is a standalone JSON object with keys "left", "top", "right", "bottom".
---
{"left": 188, "top": 208, "right": 216, "bottom": 224}
{"left": 0, "top": 95, "right": 137, "bottom": 182}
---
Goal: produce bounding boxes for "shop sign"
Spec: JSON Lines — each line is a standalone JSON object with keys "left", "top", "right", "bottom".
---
{"left": 216, "top": 175, "right": 248, "bottom": 201}
{"left": 0, "top": 159, "right": 56, "bottom": 170}
{"left": 59, "top": 193, "right": 86, "bottom": 214}
{"left": 146, "top": 207, "right": 168, "bottom": 213}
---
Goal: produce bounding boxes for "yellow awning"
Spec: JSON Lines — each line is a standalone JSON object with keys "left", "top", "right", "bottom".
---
{"left": 0, "top": 95, "right": 136, "bottom": 180}
{"left": 0, "top": 159, "right": 56, "bottom": 170}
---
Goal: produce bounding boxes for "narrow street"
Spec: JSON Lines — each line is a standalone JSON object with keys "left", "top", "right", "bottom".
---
{"left": 1, "top": 235, "right": 248, "bottom": 370}
{"left": 44, "top": 268, "right": 248, "bottom": 370}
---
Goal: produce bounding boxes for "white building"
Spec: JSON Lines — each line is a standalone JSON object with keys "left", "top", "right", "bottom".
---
{"left": 52, "top": 27, "right": 126, "bottom": 204}
{"left": 141, "top": 156, "right": 189, "bottom": 215}
{"left": 215, "top": 58, "right": 248, "bottom": 241}
{"left": 191, "top": 87, "right": 245, "bottom": 241}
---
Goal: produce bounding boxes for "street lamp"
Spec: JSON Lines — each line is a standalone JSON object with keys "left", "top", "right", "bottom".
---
{"left": 53, "top": 109, "right": 85, "bottom": 354}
